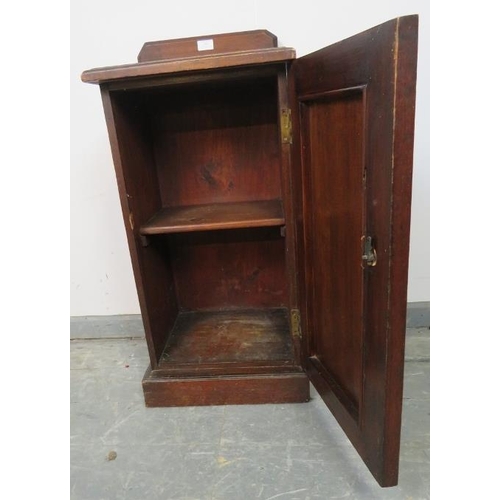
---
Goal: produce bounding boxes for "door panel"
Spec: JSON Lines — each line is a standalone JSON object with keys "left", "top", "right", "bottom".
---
{"left": 302, "top": 89, "right": 366, "bottom": 418}
{"left": 291, "top": 16, "right": 418, "bottom": 487}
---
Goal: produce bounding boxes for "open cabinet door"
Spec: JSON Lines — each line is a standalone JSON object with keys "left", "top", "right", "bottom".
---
{"left": 290, "top": 16, "right": 418, "bottom": 486}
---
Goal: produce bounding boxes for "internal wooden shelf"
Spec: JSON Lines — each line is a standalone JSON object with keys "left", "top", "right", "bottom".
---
{"left": 159, "top": 308, "right": 293, "bottom": 367}
{"left": 140, "top": 200, "right": 284, "bottom": 235}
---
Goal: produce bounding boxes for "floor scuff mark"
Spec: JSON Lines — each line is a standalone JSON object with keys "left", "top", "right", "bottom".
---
{"left": 265, "top": 488, "right": 308, "bottom": 500}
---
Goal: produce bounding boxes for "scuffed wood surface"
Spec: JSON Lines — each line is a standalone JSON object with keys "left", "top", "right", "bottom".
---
{"left": 140, "top": 200, "right": 284, "bottom": 235}
{"left": 160, "top": 308, "right": 293, "bottom": 365}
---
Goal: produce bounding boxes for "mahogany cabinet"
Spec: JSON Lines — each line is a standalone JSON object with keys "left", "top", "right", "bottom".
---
{"left": 82, "top": 16, "right": 418, "bottom": 487}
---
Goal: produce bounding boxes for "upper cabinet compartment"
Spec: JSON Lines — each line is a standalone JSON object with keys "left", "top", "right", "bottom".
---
{"left": 108, "top": 72, "right": 285, "bottom": 237}
{"left": 82, "top": 31, "right": 295, "bottom": 238}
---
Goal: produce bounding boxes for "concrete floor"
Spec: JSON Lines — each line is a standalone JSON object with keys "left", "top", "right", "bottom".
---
{"left": 70, "top": 328, "right": 429, "bottom": 500}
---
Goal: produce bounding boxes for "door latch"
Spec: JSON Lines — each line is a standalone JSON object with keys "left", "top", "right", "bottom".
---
{"left": 362, "top": 236, "right": 377, "bottom": 267}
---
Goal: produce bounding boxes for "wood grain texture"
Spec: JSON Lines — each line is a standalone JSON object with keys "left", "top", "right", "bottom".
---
{"left": 152, "top": 360, "right": 300, "bottom": 378}
{"left": 138, "top": 30, "right": 277, "bottom": 62}
{"left": 291, "top": 15, "right": 418, "bottom": 487}
{"left": 300, "top": 89, "right": 365, "bottom": 414}
{"left": 382, "top": 15, "right": 419, "bottom": 484}
{"left": 140, "top": 200, "right": 284, "bottom": 235}
{"left": 150, "top": 77, "right": 281, "bottom": 207}
{"left": 277, "top": 68, "right": 302, "bottom": 367}
{"left": 104, "top": 65, "right": 284, "bottom": 92}
{"left": 143, "top": 368, "right": 309, "bottom": 407}
{"left": 287, "top": 64, "right": 310, "bottom": 371}
{"left": 165, "top": 227, "right": 288, "bottom": 311}
{"left": 81, "top": 47, "right": 295, "bottom": 84}
{"left": 159, "top": 308, "right": 293, "bottom": 365}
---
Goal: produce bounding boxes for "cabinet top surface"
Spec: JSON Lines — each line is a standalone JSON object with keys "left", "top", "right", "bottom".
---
{"left": 81, "top": 29, "right": 295, "bottom": 85}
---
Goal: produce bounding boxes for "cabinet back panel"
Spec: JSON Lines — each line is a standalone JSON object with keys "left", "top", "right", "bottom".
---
{"left": 166, "top": 228, "right": 288, "bottom": 310}
{"left": 150, "top": 78, "right": 282, "bottom": 207}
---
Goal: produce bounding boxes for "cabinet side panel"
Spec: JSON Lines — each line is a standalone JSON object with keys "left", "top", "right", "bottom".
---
{"left": 101, "top": 88, "right": 179, "bottom": 365}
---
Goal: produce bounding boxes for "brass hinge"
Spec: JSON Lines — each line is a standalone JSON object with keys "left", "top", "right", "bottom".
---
{"left": 291, "top": 309, "right": 302, "bottom": 339}
{"left": 281, "top": 108, "right": 293, "bottom": 144}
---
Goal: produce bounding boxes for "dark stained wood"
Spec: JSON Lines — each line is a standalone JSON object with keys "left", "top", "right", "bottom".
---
{"left": 277, "top": 67, "right": 302, "bottom": 367}
{"left": 100, "top": 88, "right": 178, "bottom": 367}
{"left": 300, "top": 89, "right": 365, "bottom": 415}
{"left": 151, "top": 77, "right": 281, "bottom": 207}
{"left": 152, "top": 360, "right": 301, "bottom": 378}
{"left": 382, "top": 15, "right": 420, "bottom": 485}
{"left": 159, "top": 308, "right": 293, "bottom": 365}
{"left": 138, "top": 30, "right": 277, "bottom": 62}
{"left": 105, "top": 64, "right": 284, "bottom": 92}
{"left": 291, "top": 15, "right": 418, "bottom": 487}
{"left": 167, "top": 227, "right": 288, "bottom": 311}
{"left": 143, "top": 369, "right": 309, "bottom": 407}
{"left": 287, "top": 64, "right": 310, "bottom": 371}
{"left": 81, "top": 47, "right": 295, "bottom": 84}
{"left": 140, "top": 200, "right": 284, "bottom": 235}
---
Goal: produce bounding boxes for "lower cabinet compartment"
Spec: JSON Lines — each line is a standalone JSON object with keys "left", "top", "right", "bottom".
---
{"left": 141, "top": 226, "right": 308, "bottom": 406}
{"left": 143, "top": 306, "right": 309, "bottom": 407}
{"left": 159, "top": 308, "right": 293, "bottom": 366}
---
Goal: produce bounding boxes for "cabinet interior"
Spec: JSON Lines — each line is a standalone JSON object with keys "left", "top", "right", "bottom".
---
{"left": 109, "top": 70, "right": 294, "bottom": 372}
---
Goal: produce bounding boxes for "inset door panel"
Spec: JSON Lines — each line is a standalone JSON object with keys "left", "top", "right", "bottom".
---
{"left": 300, "top": 88, "right": 366, "bottom": 419}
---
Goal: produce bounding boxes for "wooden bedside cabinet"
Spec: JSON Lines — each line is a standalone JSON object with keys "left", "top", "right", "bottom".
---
{"left": 82, "top": 16, "right": 418, "bottom": 487}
